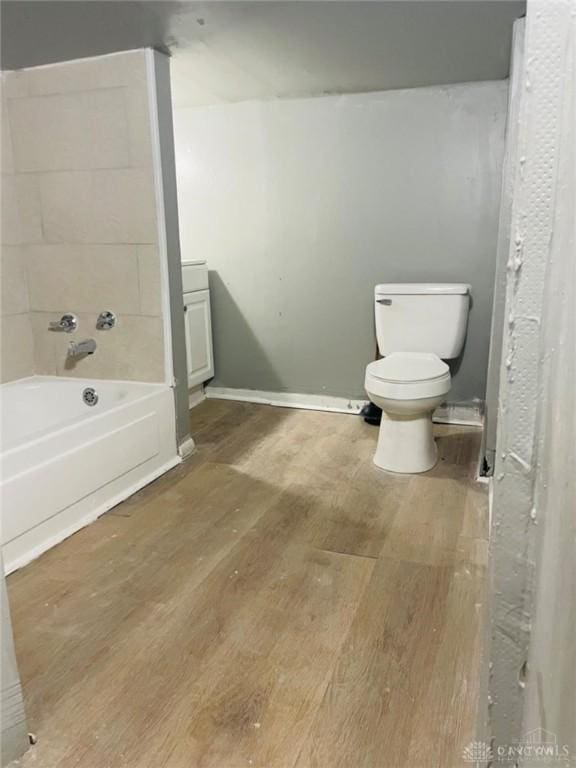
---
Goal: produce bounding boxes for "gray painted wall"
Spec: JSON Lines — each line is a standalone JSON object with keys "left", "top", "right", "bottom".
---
{"left": 174, "top": 81, "right": 508, "bottom": 402}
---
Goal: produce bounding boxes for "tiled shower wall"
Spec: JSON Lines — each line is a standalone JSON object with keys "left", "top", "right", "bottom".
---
{"left": 0, "top": 50, "right": 165, "bottom": 383}
{"left": 1, "top": 72, "right": 36, "bottom": 382}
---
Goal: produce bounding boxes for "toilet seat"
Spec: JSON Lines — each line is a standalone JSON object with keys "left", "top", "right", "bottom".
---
{"left": 365, "top": 352, "right": 450, "bottom": 400}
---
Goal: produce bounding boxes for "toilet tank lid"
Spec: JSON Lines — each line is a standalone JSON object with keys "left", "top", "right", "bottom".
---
{"left": 375, "top": 283, "right": 470, "bottom": 296}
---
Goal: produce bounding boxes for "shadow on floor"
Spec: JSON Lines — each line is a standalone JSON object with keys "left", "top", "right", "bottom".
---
{"left": 427, "top": 426, "right": 482, "bottom": 481}
{"left": 110, "top": 400, "right": 292, "bottom": 515}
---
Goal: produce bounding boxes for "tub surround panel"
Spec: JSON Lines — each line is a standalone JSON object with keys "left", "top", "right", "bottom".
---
{"left": 26, "top": 245, "right": 142, "bottom": 314}
{"left": 1, "top": 83, "right": 35, "bottom": 382}
{"left": 38, "top": 168, "right": 157, "bottom": 244}
{"left": 0, "top": 174, "right": 42, "bottom": 246}
{"left": 28, "top": 313, "right": 59, "bottom": 378}
{"left": 0, "top": 316, "right": 35, "bottom": 383}
{"left": 137, "top": 245, "right": 163, "bottom": 316}
{"left": 0, "top": 177, "right": 23, "bottom": 246}
{"left": 1, "top": 106, "right": 14, "bottom": 174}
{"left": 9, "top": 88, "right": 131, "bottom": 172}
{"left": 1, "top": 51, "right": 165, "bottom": 383}
{"left": 30, "top": 312, "right": 165, "bottom": 382}
{"left": 0, "top": 247, "right": 29, "bottom": 316}
{"left": 25, "top": 51, "right": 146, "bottom": 95}
{"left": 2, "top": 69, "right": 29, "bottom": 99}
{"left": 126, "top": 86, "right": 155, "bottom": 168}
{"left": 14, "top": 176, "right": 42, "bottom": 244}
{"left": 25, "top": 244, "right": 163, "bottom": 317}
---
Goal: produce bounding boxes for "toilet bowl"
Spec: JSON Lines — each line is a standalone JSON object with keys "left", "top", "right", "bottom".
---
{"left": 365, "top": 282, "right": 470, "bottom": 474}
{"left": 365, "top": 352, "right": 451, "bottom": 473}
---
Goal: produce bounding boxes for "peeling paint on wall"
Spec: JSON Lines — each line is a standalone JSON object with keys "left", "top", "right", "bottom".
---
{"left": 488, "top": 0, "right": 576, "bottom": 756}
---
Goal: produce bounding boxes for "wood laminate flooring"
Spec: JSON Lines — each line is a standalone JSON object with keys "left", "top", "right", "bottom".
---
{"left": 7, "top": 401, "right": 488, "bottom": 768}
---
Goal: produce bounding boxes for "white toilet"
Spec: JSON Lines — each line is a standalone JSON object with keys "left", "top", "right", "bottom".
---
{"left": 364, "top": 283, "right": 470, "bottom": 474}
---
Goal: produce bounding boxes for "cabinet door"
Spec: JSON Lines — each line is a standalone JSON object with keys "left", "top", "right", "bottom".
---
{"left": 183, "top": 289, "right": 214, "bottom": 388}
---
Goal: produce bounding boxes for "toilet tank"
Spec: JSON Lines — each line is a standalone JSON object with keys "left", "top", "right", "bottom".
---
{"left": 374, "top": 283, "right": 470, "bottom": 359}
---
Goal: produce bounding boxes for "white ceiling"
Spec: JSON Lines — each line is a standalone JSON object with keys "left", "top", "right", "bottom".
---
{"left": 1, "top": 1, "right": 524, "bottom": 106}
{"left": 169, "top": 1, "right": 524, "bottom": 107}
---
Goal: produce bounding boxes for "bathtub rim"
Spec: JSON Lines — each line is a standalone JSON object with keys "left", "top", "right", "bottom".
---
{"left": 2, "top": 378, "right": 181, "bottom": 574}
{"left": 1, "top": 375, "right": 176, "bottom": 458}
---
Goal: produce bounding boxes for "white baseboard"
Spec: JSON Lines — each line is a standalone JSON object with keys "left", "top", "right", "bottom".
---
{"left": 178, "top": 435, "right": 196, "bottom": 459}
{"left": 432, "top": 402, "right": 484, "bottom": 427}
{"left": 205, "top": 386, "right": 484, "bottom": 426}
{"left": 188, "top": 385, "right": 206, "bottom": 409}
{"left": 206, "top": 386, "right": 366, "bottom": 414}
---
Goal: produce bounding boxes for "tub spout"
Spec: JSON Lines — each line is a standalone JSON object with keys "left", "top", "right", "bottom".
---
{"left": 68, "top": 338, "right": 97, "bottom": 358}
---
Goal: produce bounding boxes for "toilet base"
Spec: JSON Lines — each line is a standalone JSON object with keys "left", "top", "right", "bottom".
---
{"left": 373, "top": 409, "right": 438, "bottom": 474}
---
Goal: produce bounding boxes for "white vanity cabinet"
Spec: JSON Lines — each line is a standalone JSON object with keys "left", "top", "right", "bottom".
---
{"left": 182, "top": 261, "right": 214, "bottom": 388}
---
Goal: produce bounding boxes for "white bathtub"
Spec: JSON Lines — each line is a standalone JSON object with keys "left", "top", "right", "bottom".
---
{"left": 1, "top": 376, "right": 180, "bottom": 574}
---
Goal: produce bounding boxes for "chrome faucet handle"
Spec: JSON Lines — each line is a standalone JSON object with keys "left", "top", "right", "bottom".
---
{"left": 48, "top": 313, "right": 78, "bottom": 332}
{"left": 96, "top": 310, "right": 116, "bottom": 330}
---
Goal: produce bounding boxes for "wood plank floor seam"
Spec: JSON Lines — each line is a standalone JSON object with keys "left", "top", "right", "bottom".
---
{"left": 7, "top": 401, "right": 488, "bottom": 768}
{"left": 314, "top": 546, "right": 382, "bottom": 561}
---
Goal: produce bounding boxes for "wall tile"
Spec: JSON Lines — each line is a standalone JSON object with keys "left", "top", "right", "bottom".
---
{"left": 2, "top": 101, "right": 14, "bottom": 173}
{"left": 0, "top": 313, "right": 34, "bottom": 383}
{"left": 37, "top": 172, "right": 91, "bottom": 243}
{"left": 1, "top": 174, "right": 44, "bottom": 245}
{"left": 40, "top": 168, "right": 158, "bottom": 244}
{"left": 126, "top": 86, "right": 153, "bottom": 168}
{"left": 1, "top": 246, "right": 29, "bottom": 315}
{"left": 16, "top": 175, "right": 43, "bottom": 243}
{"left": 1, "top": 176, "right": 21, "bottom": 245}
{"left": 3, "top": 51, "right": 165, "bottom": 385}
{"left": 26, "top": 50, "right": 146, "bottom": 96}
{"left": 9, "top": 89, "right": 130, "bottom": 172}
{"left": 26, "top": 244, "right": 140, "bottom": 313}
{"left": 90, "top": 168, "right": 157, "bottom": 243}
{"left": 30, "top": 311, "right": 57, "bottom": 375}
{"left": 137, "top": 245, "right": 163, "bottom": 316}
{"left": 119, "top": 50, "right": 148, "bottom": 89}
{"left": 1, "top": 71, "right": 29, "bottom": 99}
{"left": 40, "top": 312, "right": 165, "bottom": 382}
